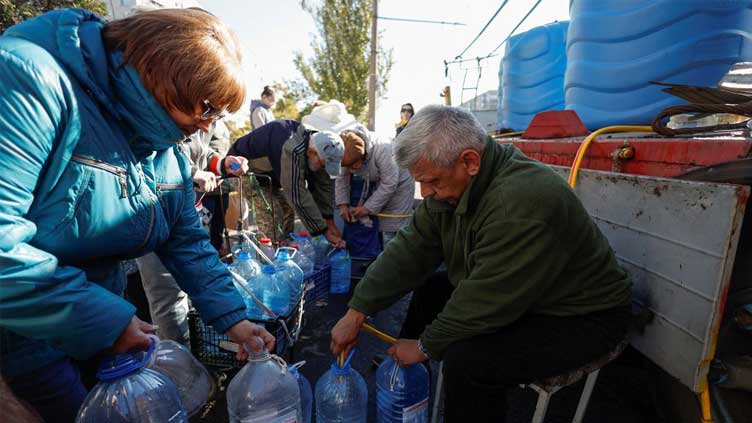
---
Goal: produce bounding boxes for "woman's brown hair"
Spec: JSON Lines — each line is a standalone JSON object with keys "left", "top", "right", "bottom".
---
{"left": 102, "top": 8, "right": 246, "bottom": 115}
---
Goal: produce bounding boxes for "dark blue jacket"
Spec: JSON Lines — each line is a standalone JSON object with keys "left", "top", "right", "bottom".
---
{"left": 228, "top": 120, "right": 301, "bottom": 184}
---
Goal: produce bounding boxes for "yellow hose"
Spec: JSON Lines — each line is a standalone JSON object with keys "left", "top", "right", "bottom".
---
{"left": 371, "top": 212, "right": 412, "bottom": 219}
{"left": 361, "top": 323, "right": 397, "bottom": 344}
{"left": 567, "top": 125, "right": 653, "bottom": 188}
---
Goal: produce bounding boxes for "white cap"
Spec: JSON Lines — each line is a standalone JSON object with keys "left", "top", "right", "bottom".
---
{"left": 301, "top": 100, "right": 358, "bottom": 134}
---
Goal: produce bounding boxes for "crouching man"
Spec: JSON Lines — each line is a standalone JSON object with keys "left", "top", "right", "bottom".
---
{"left": 330, "top": 105, "right": 632, "bottom": 422}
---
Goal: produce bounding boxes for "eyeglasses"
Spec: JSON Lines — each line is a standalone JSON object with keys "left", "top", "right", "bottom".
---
{"left": 200, "top": 99, "right": 227, "bottom": 121}
{"left": 401, "top": 108, "right": 413, "bottom": 113}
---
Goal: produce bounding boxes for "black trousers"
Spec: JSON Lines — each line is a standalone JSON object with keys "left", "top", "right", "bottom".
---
{"left": 400, "top": 271, "right": 631, "bottom": 422}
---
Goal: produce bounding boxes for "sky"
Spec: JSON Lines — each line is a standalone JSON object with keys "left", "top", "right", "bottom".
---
{"left": 201, "top": 0, "right": 570, "bottom": 138}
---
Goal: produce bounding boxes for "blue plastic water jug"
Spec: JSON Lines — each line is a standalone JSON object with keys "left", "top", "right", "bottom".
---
{"left": 259, "top": 264, "right": 291, "bottom": 317}
{"left": 290, "top": 242, "right": 316, "bottom": 277}
{"left": 376, "top": 357, "right": 429, "bottom": 423}
{"left": 291, "top": 231, "right": 317, "bottom": 262}
{"left": 312, "top": 235, "right": 331, "bottom": 268}
{"left": 314, "top": 351, "right": 367, "bottom": 423}
{"left": 328, "top": 249, "right": 351, "bottom": 294}
{"left": 274, "top": 247, "right": 305, "bottom": 308}
{"left": 289, "top": 361, "right": 313, "bottom": 423}
{"left": 76, "top": 339, "right": 188, "bottom": 422}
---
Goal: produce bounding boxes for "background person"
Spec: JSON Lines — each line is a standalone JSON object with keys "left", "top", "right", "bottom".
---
{"left": 395, "top": 102, "right": 415, "bottom": 136}
{"left": 0, "top": 8, "right": 272, "bottom": 421}
{"left": 250, "top": 85, "right": 276, "bottom": 130}
{"left": 228, "top": 119, "right": 349, "bottom": 246}
{"left": 330, "top": 105, "right": 632, "bottom": 422}
{"left": 336, "top": 124, "right": 415, "bottom": 249}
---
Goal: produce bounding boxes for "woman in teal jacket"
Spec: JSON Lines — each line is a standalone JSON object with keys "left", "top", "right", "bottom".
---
{"left": 0, "top": 8, "right": 272, "bottom": 420}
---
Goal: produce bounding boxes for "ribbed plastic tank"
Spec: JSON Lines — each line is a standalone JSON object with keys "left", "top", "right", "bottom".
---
{"left": 565, "top": 0, "right": 752, "bottom": 129}
{"left": 497, "top": 21, "right": 569, "bottom": 131}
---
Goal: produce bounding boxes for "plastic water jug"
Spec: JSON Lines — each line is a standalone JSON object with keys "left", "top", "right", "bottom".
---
{"left": 314, "top": 351, "right": 367, "bottom": 423}
{"left": 229, "top": 266, "right": 265, "bottom": 320}
{"left": 258, "top": 264, "right": 291, "bottom": 317}
{"left": 146, "top": 339, "right": 213, "bottom": 417}
{"left": 376, "top": 357, "right": 429, "bottom": 423}
{"left": 274, "top": 248, "right": 305, "bottom": 307}
{"left": 259, "top": 237, "right": 276, "bottom": 263}
{"left": 227, "top": 346, "right": 302, "bottom": 423}
{"left": 234, "top": 244, "right": 261, "bottom": 280}
{"left": 328, "top": 249, "right": 351, "bottom": 294}
{"left": 289, "top": 361, "right": 313, "bottom": 423}
{"left": 290, "top": 243, "right": 315, "bottom": 276}
{"left": 76, "top": 339, "right": 188, "bottom": 422}
{"left": 291, "top": 231, "right": 316, "bottom": 262}
{"left": 312, "top": 235, "right": 331, "bottom": 268}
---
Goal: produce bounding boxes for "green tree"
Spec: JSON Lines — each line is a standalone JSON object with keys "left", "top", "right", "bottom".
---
{"left": 1, "top": 0, "right": 108, "bottom": 32}
{"left": 225, "top": 120, "right": 252, "bottom": 142}
{"left": 294, "top": 0, "right": 392, "bottom": 121}
{"left": 270, "top": 79, "right": 318, "bottom": 121}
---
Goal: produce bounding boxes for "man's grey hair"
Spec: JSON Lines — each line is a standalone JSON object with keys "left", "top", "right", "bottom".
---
{"left": 394, "top": 105, "right": 487, "bottom": 169}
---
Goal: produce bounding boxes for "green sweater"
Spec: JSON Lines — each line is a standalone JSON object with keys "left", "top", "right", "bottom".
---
{"left": 348, "top": 139, "right": 632, "bottom": 359}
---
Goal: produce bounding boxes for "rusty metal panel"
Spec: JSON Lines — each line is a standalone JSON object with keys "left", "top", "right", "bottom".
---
{"left": 551, "top": 166, "right": 749, "bottom": 392}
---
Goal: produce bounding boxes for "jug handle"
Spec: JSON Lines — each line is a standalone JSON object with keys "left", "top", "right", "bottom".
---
{"left": 140, "top": 337, "right": 157, "bottom": 368}
{"left": 326, "top": 247, "right": 347, "bottom": 258}
{"left": 276, "top": 246, "right": 297, "bottom": 258}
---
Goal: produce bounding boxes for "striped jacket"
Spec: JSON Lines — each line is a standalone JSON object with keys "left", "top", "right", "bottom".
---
{"left": 229, "top": 120, "right": 334, "bottom": 235}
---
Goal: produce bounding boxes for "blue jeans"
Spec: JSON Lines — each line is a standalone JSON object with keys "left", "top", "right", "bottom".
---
{"left": 7, "top": 358, "right": 88, "bottom": 422}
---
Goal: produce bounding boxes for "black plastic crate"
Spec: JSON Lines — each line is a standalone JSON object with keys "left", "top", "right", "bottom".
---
{"left": 188, "top": 302, "right": 302, "bottom": 369}
{"left": 350, "top": 256, "right": 375, "bottom": 281}
{"left": 303, "top": 264, "right": 331, "bottom": 310}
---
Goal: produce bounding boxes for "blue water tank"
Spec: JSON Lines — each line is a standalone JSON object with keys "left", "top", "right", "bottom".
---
{"left": 497, "top": 21, "right": 569, "bottom": 131}
{"left": 566, "top": 0, "right": 752, "bottom": 129}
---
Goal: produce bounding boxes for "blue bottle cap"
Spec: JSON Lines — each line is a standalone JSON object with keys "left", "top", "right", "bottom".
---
{"left": 96, "top": 338, "right": 156, "bottom": 382}
{"left": 237, "top": 251, "right": 251, "bottom": 260}
{"left": 262, "top": 264, "right": 276, "bottom": 274}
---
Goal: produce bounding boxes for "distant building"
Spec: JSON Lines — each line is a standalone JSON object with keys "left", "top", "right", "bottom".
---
{"left": 459, "top": 90, "right": 498, "bottom": 133}
{"left": 107, "top": 0, "right": 203, "bottom": 19}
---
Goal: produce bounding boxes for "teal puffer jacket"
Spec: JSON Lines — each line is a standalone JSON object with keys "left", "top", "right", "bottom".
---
{"left": 0, "top": 9, "right": 246, "bottom": 377}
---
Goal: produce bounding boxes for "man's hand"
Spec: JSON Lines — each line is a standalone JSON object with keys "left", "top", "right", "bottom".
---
{"left": 224, "top": 155, "right": 249, "bottom": 176}
{"left": 193, "top": 170, "right": 217, "bottom": 192}
{"left": 330, "top": 309, "right": 366, "bottom": 357}
{"left": 225, "top": 320, "right": 276, "bottom": 361}
{"left": 325, "top": 218, "right": 346, "bottom": 248}
{"left": 387, "top": 339, "right": 428, "bottom": 367}
{"left": 112, "top": 316, "right": 158, "bottom": 354}
{"left": 350, "top": 205, "right": 370, "bottom": 218}
{"left": 338, "top": 205, "right": 351, "bottom": 223}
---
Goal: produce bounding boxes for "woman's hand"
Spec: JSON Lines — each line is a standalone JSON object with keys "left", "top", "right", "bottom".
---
{"left": 112, "top": 316, "right": 158, "bottom": 353}
{"left": 225, "top": 320, "right": 275, "bottom": 360}
{"left": 193, "top": 170, "right": 217, "bottom": 192}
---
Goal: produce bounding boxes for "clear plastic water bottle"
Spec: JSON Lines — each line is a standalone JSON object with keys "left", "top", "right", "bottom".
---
{"left": 310, "top": 235, "right": 330, "bottom": 268}
{"left": 289, "top": 361, "right": 313, "bottom": 423}
{"left": 229, "top": 265, "right": 264, "bottom": 320}
{"left": 291, "top": 231, "right": 316, "bottom": 262}
{"left": 290, "top": 243, "right": 315, "bottom": 276}
{"left": 376, "top": 357, "right": 429, "bottom": 423}
{"left": 146, "top": 339, "right": 213, "bottom": 417}
{"left": 258, "top": 237, "right": 276, "bottom": 263}
{"left": 76, "top": 339, "right": 188, "bottom": 422}
{"left": 234, "top": 246, "right": 261, "bottom": 280}
{"left": 315, "top": 351, "right": 367, "bottom": 423}
{"left": 274, "top": 248, "right": 305, "bottom": 308}
{"left": 328, "top": 249, "right": 351, "bottom": 294}
{"left": 227, "top": 344, "right": 302, "bottom": 423}
{"left": 258, "top": 264, "right": 291, "bottom": 318}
